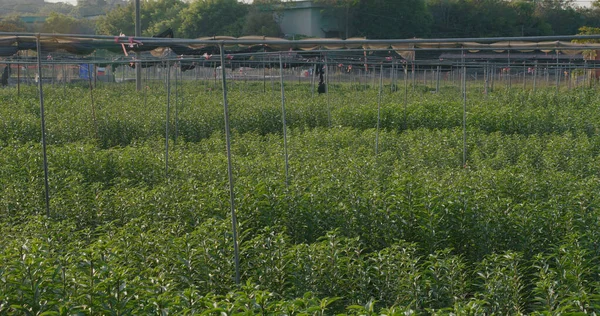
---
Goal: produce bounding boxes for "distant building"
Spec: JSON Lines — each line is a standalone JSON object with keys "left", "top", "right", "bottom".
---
{"left": 275, "top": 0, "right": 341, "bottom": 38}
{"left": 19, "top": 16, "right": 47, "bottom": 24}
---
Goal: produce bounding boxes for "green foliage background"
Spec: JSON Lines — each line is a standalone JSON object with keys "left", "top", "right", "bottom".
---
{"left": 4, "top": 0, "right": 600, "bottom": 39}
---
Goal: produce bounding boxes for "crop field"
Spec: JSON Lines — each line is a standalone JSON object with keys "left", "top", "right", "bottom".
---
{"left": 1, "top": 80, "right": 600, "bottom": 314}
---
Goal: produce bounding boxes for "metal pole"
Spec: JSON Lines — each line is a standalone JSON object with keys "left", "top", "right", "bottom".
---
{"left": 390, "top": 61, "right": 394, "bottom": 93}
{"left": 174, "top": 63, "right": 179, "bottom": 146}
{"left": 270, "top": 56, "right": 275, "bottom": 92}
{"left": 523, "top": 62, "right": 526, "bottom": 90}
{"left": 411, "top": 61, "right": 415, "bottom": 91}
{"left": 555, "top": 51, "right": 560, "bottom": 94}
{"left": 135, "top": 0, "right": 142, "bottom": 91}
{"left": 36, "top": 36, "right": 50, "bottom": 217}
{"left": 372, "top": 64, "right": 376, "bottom": 87}
{"left": 17, "top": 51, "right": 20, "bottom": 97}
{"left": 404, "top": 63, "right": 408, "bottom": 130}
{"left": 220, "top": 43, "right": 241, "bottom": 286}
{"left": 491, "top": 65, "right": 495, "bottom": 92}
{"left": 567, "top": 60, "right": 572, "bottom": 91}
{"left": 507, "top": 50, "right": 511, "bottom": 89}
{"left": 179, "top": 68, "right": 184, "bottom": 136}
{"left": 325, "top": 55, "right": 331, "bottom": 126}
{"left": 165, "top": 61, "right": 170, "bottom": 176}
{"left": 88, "top": 64, "right": 99, "bottom": 140}
{"left": 583, "top": 60, "right": 587, "bottom": 89}
{"left": 533, "top": 60, "right": 537, "bottom": 92}
{"left": 262, "top": 48, "right": 266, "bottom": 93}
{"left": 484, "top": 61, "right": 489, "bottom": 94}
{"left": 365, "top": 66, "right": 368, "bottom": 90}
{"left": 376, "top": 64, "right": 383, "bottom": 155}
{"left": 546, "top": 62, "right": 549, "bottom": 86}
{"left": 311, "top": 61, "right": 315, "bottom": 97}
{"left": 436, "top": 65, "right": 441, "bottom": 93}
{"left": 279, "top": 54, "right": 289, "bottom": 187}
{"left": 462, "top": 49, "right": 467, "bottom": 168}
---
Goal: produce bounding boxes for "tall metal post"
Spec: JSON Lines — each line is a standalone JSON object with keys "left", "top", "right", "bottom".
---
{"left": 484, "top": 61, "right": 489, "bottom": 94}
{"left": 403, "top": 63, "right": 408, "bottom": 130}
{"left": 220, "top": 44, "right": 241, "bottom": 286}
{"left": 555, "top": 50, "right": 560, "bottom": 94}
{"left": 462, "top": 49, "right": 467, "bottom": 168}
{"left": 490, "top": 65, "right": 494, "bottom": 92}
{"left": 88, "top": 64, "right": 99, "bottom": 140}
{"left": 390, "top": 61, "right": 394, "bottom": 93}
{"left": 135, "top": 0, "right": 142, "bottom": 91}
{"left": 436, "top": 65, "right": 441, "bottom": 93}
{"left": 376, "top": 64, "right": 383, "bottom": 155}
{"left": 174, "top": 63, "right": 179, "bottom": 145}
{"left": 583, "top": 60, "right": 587, "bottom": 89}
{"left": 507, "top": 50, "right": 511, "bottom": 89}
{"left": 567, "top": 60, "right": 572, "bottom": 91}
{"left": 533, "top": 60, "right": 537, "bottom": 92}
{"left": 17, "top": 51, "right": 20, "bottom": 97}
{"left": 411, "top": 61, "right": 415, "bottom": 91}
{"left": 311, "top": 61, "right": 316, "bottom": 97}
{"left": 279, "top": 54, "right": 289, "bottom": 187}
{"left": 523, "top": 61, "right": 527, "bottom": 90}
{"left": 325, "top": 54, "right": 331, "bottom": 126}
{"left": 36, "top": 36, "right": 50, "bottom": 217}
{"left": 165, "top": 61, "right": 171, "bottom": 176}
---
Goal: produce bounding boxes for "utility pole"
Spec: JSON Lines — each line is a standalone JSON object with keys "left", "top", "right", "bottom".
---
{"left": 135, "top": 0, "right": 142, "bottom": 91}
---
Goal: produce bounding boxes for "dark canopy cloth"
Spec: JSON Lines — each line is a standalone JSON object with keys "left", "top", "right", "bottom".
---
{"left": 2, "top": 32, "right": 600, "bottom": 61}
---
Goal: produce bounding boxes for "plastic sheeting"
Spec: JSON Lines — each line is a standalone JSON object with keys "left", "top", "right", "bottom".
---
{"left": 1, "top": 35, "right": 600, "bottom": 58}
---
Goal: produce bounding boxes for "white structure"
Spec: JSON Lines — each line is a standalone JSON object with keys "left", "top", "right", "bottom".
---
{"left": 276, "top": 1, "right": 340, "bottom": 38}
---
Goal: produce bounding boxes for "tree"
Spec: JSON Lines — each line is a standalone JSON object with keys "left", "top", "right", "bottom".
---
{"left": 428, "top": 0, "right": 536, "bottom": 37}
{"left": 96, "top": 2, "right": 134, "bottom": 35}
{"left": 38, "top": 2, "right": 77, "bottom": 16}
{"left": 535, "top": 0, "right": 586, "bottom": 35}
{"left": 352, "top": 0, "right": 431, "bottom": 39}
{"left": 141, "top": 0, "right": 188, "bottom": 36}
{"left": 179, "top": 0, "right": 248, "bottom": 38}
{"left": 96, "top": 0, "right": 188, "bottom": 37}
{"left": 573, "top": 26, "right": 600, "bottom": 79}
{"left": 314, "top": 0, "right": 359, "bottom": 39}
{"left": 43, "top": 12, "right": 95, "bottom": 34}
{"left": 0, "top": 15, "right": 27, "bottom": 32}
{"left": 573, "top": 26, "right": 600, "bottom": 58}
{"left": 75, "top": 0, "right": 109, "bottom": 17}
{"left": 511, "top": 0, "right": 552, "bottom": 36}
{"left": 242, "top": 5, "right": 281, "bottom": 37}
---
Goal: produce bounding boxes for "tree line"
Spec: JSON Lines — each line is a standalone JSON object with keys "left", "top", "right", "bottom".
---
{"left": 1, "top": 0, "right": 600, "bottom": 39}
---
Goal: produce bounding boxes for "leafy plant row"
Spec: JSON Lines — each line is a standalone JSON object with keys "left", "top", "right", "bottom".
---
{"left": 0, "top": 216, "right": 598, "bottom": 315}
{"left": 2, "top": 83, "right": 600, "bottom": 147}
{"left": 2, "top": 126, "right": 600, "bottom": 313}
